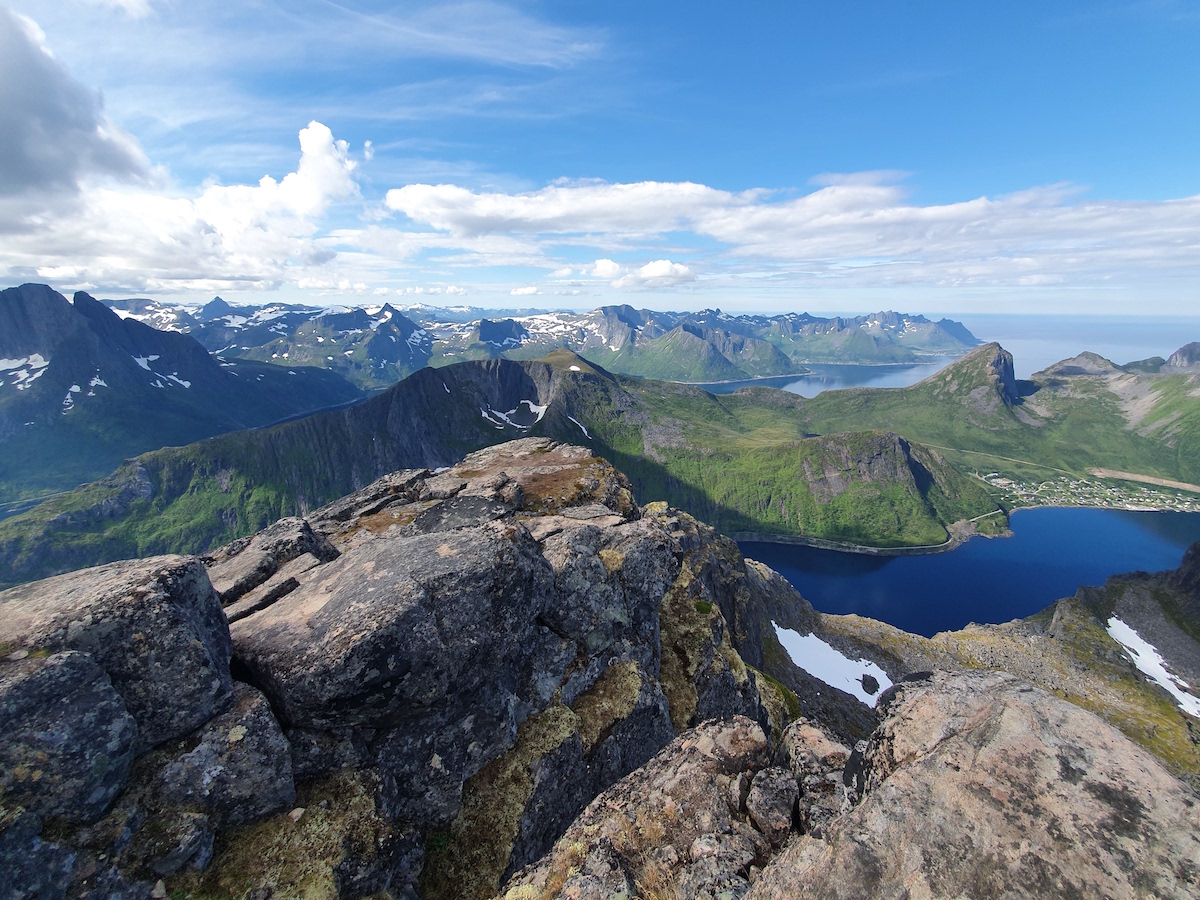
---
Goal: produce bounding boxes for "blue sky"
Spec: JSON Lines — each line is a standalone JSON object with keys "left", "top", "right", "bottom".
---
{"left": 2, "top": 0, "right": 1199, "bottom": 313}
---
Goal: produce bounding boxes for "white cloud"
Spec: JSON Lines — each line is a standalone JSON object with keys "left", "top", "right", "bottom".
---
{"left": 0, "top": 7, "right": 148, "bottom": 196}
{"left": 510, "top": 286, "right": 541, "bottom": 295}
{"left": 613, "top": 259, "right": 695, "bottom": 290}
{"left": 550, "top": 266, "right": 573, "bottom": 277}
{"left": 446, "top": 285, "right": 467, "bottom": 295}
{"left": 0, "top": 120, "right": 359, "bottom": 293}
{"left": 382, "top": 176, "right": 1200, "bottom": 292}
{"left": 587, "top": 258, "right": 623, "bottom": 278}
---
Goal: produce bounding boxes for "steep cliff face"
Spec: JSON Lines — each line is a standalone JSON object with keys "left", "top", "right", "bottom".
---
{"left": 0, "top": 284, "right": 363, "bottom": 503}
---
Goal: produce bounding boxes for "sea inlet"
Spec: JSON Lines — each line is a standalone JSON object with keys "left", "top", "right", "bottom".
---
{"left": 739, "top": 507, "right": 1200, "bottom": 637}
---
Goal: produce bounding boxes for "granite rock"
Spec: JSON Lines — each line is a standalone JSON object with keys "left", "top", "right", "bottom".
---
{"left": 158, "top": 682, "right": 295, "bottom": 827}
{"left": 0, "top": 651, "right": 138, "bottom": 825}
{"left": 0, "top": 556, "right": 233, "bottom": 750}
{"left": 747, "top": 671, "right": 1200, "bottom": 899}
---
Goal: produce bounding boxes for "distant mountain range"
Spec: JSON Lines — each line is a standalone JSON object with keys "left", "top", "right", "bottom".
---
{"left": 104, "top": 295, "right": 981, "bottom": 386}
{"left": 0, "top": 284, "right": 364, "bottom": 507}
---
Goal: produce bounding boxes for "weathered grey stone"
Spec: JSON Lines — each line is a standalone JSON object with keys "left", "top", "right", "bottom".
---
{"left": 73, "top": 866, "right": 155, "bottom": 900}
{"left": 231, "top": 520, "right": 554, "bottom": 732}
{"left": 206, "top": 517, "right": 337, "bottom": 604}
{"left": 539, "top": 517, "right": 678, "bottom": 665}
{"left": 0, "top": 809, "right": 76, "bottom": 900}
{"left": 504, "top": 664, "right": 676, "bottom": 876}
{"left": 146, "top": 812, "right": 213, "bottom": 877}
{"left": 746, "top": 671, "right": 1200, "bottom": 900}
{"left": 158, "top": 683, "right": 295, "bottom": 827}
{"left": 0, "top": 556, "right": 232, "bottom": 750}
{"left": 308, "top": 469, "right": 429, "bottom": 527}
{"left": 222, "top": 552, "right": 324, "bottom": 623}
{"left": 205, "top": 548, "right": 276, "bottom": 605}
{"left": 745, "top": 767, "right": 798, "bottom": 847}
{"left": 0, "top": 651, "right": 138, "bottom": 825}
{"left": 409, "top": 493, "right": 516, "bottom": 534}
{"left": 286, "top": 726, "right": 373, "bottom": 781}
{"left": 776, "top": 719, "right": 851, "bottom": 836}
{"left": 498, "top": 717, "right": 771, "bottom": 900}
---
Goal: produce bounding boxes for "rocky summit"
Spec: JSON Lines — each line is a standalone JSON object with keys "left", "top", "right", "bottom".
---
{"left": 1, "top": 438, "right": 1197, "bottom": 900}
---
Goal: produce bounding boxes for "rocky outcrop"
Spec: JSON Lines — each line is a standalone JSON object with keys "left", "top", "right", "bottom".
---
{"left": 7, "top": 436, "right": 1195, "bottom": 900}
{"left": 1167, "top": 341, "right": 1200, "bottom": 368}
{"left": 0, "top": 651, "right": 138, "bottom": 825}
{"left": 748, "top": 671, "right": 1200, "bottom": 899}
{"left": 0, "top": 555, "right": 233, "bottom": 750}
{"left": 0, "top": 439, "right": 766, "bottom": 900}
{"left": 500, "top": 671, "right": 1200, "bottom": 900}
{"left": 157, "top": 683, "right": 295, "bottom": 828}
{"left": 497, "top": 717, "right": 776, "bottom": 900}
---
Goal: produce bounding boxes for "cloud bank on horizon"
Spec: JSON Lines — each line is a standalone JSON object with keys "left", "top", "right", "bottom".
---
{"left": 2, "top": 1, "right": 1199, "bottom": 314}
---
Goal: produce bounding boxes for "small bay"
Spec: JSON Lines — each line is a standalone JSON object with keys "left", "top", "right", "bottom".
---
{"left": 738, "top": 507, "right": 1200, "bottom": 638}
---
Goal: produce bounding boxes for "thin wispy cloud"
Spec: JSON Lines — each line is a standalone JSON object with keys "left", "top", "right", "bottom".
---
{"left": 3, "top": 3, "right": 1198, "bottom": 312}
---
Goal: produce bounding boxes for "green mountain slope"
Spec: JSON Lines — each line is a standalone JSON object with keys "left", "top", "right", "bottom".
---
{"left": 0, "top": 351, "right": 995, "bottom": 586}
{"left": 8, "top": 339, "right": 1197, "bottom": 588}
{"left": 796, "top": 343, "right": 1200, "bottom": 486}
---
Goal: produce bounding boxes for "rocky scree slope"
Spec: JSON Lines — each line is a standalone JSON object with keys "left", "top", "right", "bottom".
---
{"left": 2, "top": 438, "right": 1198, "bottom": 899}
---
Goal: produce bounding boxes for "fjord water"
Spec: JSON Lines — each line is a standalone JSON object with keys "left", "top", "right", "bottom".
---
{"left": 739, "top": 508, "right": 1200, "bottom": 637}
{"left": 703, "top": 359, "right": 959, "bottom": 396}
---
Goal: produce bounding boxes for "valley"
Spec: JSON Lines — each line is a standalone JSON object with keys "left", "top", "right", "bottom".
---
{"left": 3, "top": 329, "right": 1200, "bottom": 590}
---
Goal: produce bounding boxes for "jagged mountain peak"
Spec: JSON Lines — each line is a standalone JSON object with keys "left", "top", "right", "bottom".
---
{"left": 921, "top": 341, "right": 1017, "bottom": 403}
{"left": 1167, "top": 341, "right": 1200, "bottom": 368}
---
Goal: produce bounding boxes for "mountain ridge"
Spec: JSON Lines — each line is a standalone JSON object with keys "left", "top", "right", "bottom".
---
{"left": 0, "top": 284, "right": 365, "bottom": 506}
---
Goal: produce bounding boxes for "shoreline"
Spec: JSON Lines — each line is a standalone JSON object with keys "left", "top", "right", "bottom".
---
{"left": 731, "top": 500, "right": 1200, "bottom": 557}
{"left": 675, "top": 357, "right": 958, "bottom": 387}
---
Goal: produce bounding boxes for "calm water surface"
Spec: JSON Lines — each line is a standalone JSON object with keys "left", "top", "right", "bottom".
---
{"left": 739, "top": 508, "right": 1200, "bottom": 637}
{"left": 703, "top": 359, "right": 957, "bottom": 397}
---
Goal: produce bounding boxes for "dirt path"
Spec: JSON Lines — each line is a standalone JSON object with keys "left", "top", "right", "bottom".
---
{"left": 1088, "top": 468, "right": 1200, "bottom": 494}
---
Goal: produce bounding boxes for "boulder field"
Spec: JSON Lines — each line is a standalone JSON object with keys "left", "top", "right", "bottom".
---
{"left": 1, "top": 437, "right": 1197, "bottom": 899}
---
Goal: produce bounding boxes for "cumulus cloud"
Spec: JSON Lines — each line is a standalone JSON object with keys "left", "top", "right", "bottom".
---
{"left": 587, "top": 258, "right": 623, "bottom": 278}
{"left": 613, "top": 260, "right": 695, "bottom": 290}
{"left": 1, "top": 120, "right": 360, "bottom": 293}
{"left": 510, "top": 286, "right": 541, "bottom": 295}
{"left": 0, "top": 8, "right": 148, "bottom": 196}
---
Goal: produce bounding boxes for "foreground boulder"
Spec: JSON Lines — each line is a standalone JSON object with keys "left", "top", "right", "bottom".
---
{"left": 0, "top": 555, "right": 233, "bottom": 751}
{"left": 498, "top": 716, "right": 775, "bottom": 900}
{"left": 0, "top": 439, "right": 768, "bottom": 899}
{"left": 747, "top": 671, "right": 1200, "bottom": 899}
{"left": 0, "top": 651, "right": 138, "bottom": 825}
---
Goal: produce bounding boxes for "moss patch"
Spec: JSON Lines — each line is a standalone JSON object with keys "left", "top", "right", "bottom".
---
{"left": 750, "top": 665, "right": 800, "bottom": 733}
{"left": 571, "top": 661, "right": 644, "bottom": 753}
{"left": 420, "top": 705, "right": 580, "bottom": 900}
{"left": 168, "top": 770, "right": 393, "bottom": 900}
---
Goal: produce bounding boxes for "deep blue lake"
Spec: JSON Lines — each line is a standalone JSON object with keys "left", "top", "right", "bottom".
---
{"left": 738, "top": 507, "right": 1200, "bottom": 637}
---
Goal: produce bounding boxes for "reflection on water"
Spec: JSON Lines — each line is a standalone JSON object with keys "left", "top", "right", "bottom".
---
{"left": 702, "top": 359, "right": 957, "bottom": 397}
{"left": 739, "top": 508, "right": 1200, "bottom": 638}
